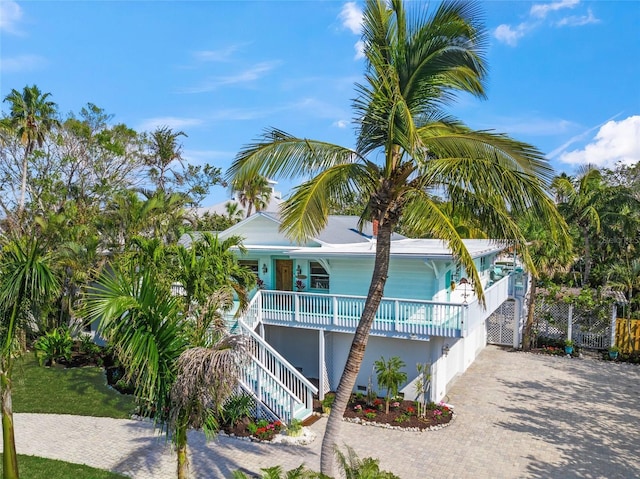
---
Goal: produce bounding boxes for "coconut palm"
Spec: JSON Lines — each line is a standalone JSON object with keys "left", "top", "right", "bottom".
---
{"left": 228, "top": 1, "right": 567, "bottom": 474}
{"left": 0, "top": 235, "right": 60, "bottom": 479}
{"left": 232, "top": 175, "right": 271, "bottom": 217}
{"left": 3, "top": 85, "right": 60, "bottom": 218}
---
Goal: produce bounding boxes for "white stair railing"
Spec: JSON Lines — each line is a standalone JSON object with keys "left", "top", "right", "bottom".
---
{"left": 234, "top": 292, "right": 318, "bottom": 423}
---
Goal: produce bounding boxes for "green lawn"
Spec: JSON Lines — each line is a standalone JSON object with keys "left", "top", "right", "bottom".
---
{"left": 0, "top": 454, "right": 128, "bottom": 479}
{"left": 12, "top": 354, "right": 135, "bottom": 418}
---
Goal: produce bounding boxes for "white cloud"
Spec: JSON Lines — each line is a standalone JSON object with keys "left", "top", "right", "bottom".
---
{"left": 0, "top": 54, "right": 47, "bottom": 73}
{"left": 495, "top": 0, "right": 595, "bottom": 46}
{"left": 138, "top": 116, "right": 204, "bottom": 132}
{"left": 192, "top": 44, "right": 245, "bottom": 62}
{"left": 354, "top": 40, "right": 365, "bottom": 60}
{"left": 339, "top": 2, "right": 363, "bottom": 34}
{"left": 180, "top": 61, "right": 281, "bottom": 93}
{"left": 557, "top": 8, "right": 599, "bottom": 27}
{"left": 493, "top": 24, "right": 528, "bottom": 47}
{"left": 559, "top": 115, "right": 640, "bottom": 168}
{"left": 530, "top": 0, "right": 579, "bottom": 19}
{"left": 0, "top": 1, "right": 23, "bottom": 34}
{"left": 333, "top": 120, "right": 348, "bottom": 128}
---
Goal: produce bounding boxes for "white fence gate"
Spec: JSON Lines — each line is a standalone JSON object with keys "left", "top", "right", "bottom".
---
{"left": 487, "top": 300, "right": 517, "bottom": 346}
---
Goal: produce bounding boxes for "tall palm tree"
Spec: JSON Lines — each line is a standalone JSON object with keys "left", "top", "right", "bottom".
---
{"left": 552, "top": 167, "right": 607, "bottom": 286}
{"left": 228, "top": 1, "right": 567, "bottom": 474}
{"left": 232, "top": 175, "right": 272, "bottom": 217}
{"left": 3, "top": 85, "right": 60, "bottom": 218}
{"left": 144, "top": 126, "right": 187, "bottom": 193}
{"left": 0, "top": 235, "right": 60, "bottom": 479}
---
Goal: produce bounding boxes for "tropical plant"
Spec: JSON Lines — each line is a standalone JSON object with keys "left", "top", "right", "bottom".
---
{"left": 335, "top": 446, "right": 400, "bottom": 479}
{"left": 518, "top": 209, "right": 574, "bottom": 351}
{"left": 232, "top": 174, "right": 272, "bottom": 217}
{"left": 0, "top": 235, "right": 60, "bottom": 479}
{"left": 33, "top": 328, "right": 73, "bottom": 366}
{"left": 2, "top": 85, "right": 60, "bottom": 218}
{"left": 227, "top": 1, "right": 567, "bottom": 474}
{"left": 143, "top": 126, "right": 188, "bottom": 193}
{"left": 220, "top": 393, "right": 253, "bottom": 429}
{"left": 84, "top": 237, "right": 252, "bottom": 479}
{"left": 224, "top": 201, "right": 245, "bottom": 223}
{"left": 552, "top": 167, "right": 607, "bottom": 286}
{"left": 374, "top": 356, "right": 406, "bottom": 414}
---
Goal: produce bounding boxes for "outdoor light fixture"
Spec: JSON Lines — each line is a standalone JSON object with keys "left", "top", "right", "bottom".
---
{"left": 442, "top": 343, "right": 450, "bottom": 356}
{"left": 262, "top": 264, "right": 268, "bottom": 274}
{"left": 459, "top": 277, "right": 470, "bottom": 304}
{"left": 296, "top": 264, "right": 302, "bottom": 276}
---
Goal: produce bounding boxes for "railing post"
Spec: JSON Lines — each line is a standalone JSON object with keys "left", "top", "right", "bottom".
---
{"left": 394, "top": 300, "right": 400, "bottom": 332}
{"left": 294, "top": 293, "right": 300, "bottom": 322}
{"left": 333, "top": 296, "right": 338, "bottom": 325}
{"left": 257, "top": 291, "right": 263, "bottom": 324}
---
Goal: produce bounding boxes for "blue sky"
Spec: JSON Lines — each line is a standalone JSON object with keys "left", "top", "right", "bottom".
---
{"left": 1, "top": 0, "right": 639, "bottom": 205}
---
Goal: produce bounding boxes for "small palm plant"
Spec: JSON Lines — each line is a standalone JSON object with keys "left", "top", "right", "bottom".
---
{"left": 374, "top": 356, "right": 407, "bottom": 414}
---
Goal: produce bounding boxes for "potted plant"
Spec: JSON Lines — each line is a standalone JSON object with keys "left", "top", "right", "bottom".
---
{"left": 608, "top": 345, "right": 620, "bottom": 360}
{"left": 321, "top": 393, "right": 335, "bottom": 414}
{"left": 564, "top": 339, "right": 574, "bottom": 355}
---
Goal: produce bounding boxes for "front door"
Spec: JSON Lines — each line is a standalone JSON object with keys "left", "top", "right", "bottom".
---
{"left": 275, "top": 259, "right": 293, "bottom": 291}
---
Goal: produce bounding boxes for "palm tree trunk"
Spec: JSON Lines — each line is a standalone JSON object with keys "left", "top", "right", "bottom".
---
{"left": 18, "top": 148, "right": 30, "bottom": 217}
{"left": 1, "top": 372, "right": 19, "bottom": 479}
{"left": 320, "top": 221, "right": 393, "bottom": 476}
{"left": 583, "top": 227, "right": 591, "bottom": 286}
{"left": 175, "top": 422, "right": 189, "bottom": 479}
{"left": 522, "top": 279, "right": 538, "bottom": 351}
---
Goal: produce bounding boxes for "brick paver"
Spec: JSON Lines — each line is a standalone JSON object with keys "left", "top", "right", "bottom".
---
{"left": 8, "top": 346, "right": 640, "bottom": 478}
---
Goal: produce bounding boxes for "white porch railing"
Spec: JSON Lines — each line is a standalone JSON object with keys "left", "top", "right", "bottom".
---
{"left": 257, "top": 274, "right": 512, "bottom": 339}
{"left": 233, "top": 294, "right": 318, "bottom": 423}
{"left": 464, "top": 275, "right": 511, "bottom": 335}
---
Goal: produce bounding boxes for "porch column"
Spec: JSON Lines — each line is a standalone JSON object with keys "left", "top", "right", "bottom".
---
{"left": 567, "top": 304, "right": 573, "bottom": 342}
{"left": 318, "top": 329, "right": 326, "bottom": 401}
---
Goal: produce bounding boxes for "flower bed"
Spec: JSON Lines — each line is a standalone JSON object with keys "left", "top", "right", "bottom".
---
{"left": 338, "top": 395, "right": 454, "bottom": 431}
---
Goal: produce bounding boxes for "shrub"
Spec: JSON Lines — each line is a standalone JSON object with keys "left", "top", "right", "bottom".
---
{"left": 34, "top": 328, "right": 73, "bottom": 366}
{"left": 287, "top": 418, "right": 303, "bottom": 437}
{"left": 374, "top": 356, "right": 407, "bottom": 414}
{"left": 221, "top": 394, "right": 253, "bottom": 428}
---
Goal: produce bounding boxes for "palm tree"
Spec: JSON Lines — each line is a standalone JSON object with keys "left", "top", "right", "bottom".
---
{"left": 85, "top": 232, "right": 254, "bottom": 479}
{"left": 3, "top": 85, "right": 60, "bottom": 218}
{"left": 232, "top": 175, "right": 272, "bottom": 217}
{"left": 552, "top": 167, "right": 607, "bottom": 286}
{"left": 228, "top": 1, "right": 567, "bottom": 474}
{"left": 224, "top": 201, "right": 245, "bottom": 223}
{"left": 519, "top": 210, "right": 574, "bottom": 351}
{"left": 0, "top": 235, "right": 60, "bottom": 479}
{"left": 144, "top": 126, "right": 187, "bottom": 193}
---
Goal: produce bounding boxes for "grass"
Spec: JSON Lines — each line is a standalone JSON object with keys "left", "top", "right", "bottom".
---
{"left": 0, "top": 454, "right": 128, "bottom": 479}
{"left": 12, "top": 353, "right": 135, "bottom": 418}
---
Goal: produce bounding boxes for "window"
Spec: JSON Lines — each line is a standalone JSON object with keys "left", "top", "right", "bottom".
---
{"left": 310, "top": 261, "right": 329, "bottom": 290}
{"left": 480, "top": 256, "right": 488, "bottom": 271}
{"left": 239, "top": 260, "right": 259, "bottom": 275}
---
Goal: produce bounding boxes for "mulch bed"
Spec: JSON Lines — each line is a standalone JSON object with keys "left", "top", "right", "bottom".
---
{"left": 315, "top": 396, "right": 453, "bottom": 430}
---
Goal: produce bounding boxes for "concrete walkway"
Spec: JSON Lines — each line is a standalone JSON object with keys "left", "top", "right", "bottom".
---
{"left": 8, "top": 346, "right": 640, "bottom": 478}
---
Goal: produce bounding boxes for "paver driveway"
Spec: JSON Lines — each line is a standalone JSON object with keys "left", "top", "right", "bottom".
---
{"left": 10, "top": 346, "right": 640, "bottom": 478}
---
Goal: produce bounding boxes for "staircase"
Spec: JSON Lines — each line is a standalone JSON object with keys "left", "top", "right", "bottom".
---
{"left": 231, "top": 292, "right": 318, "bottom": 424}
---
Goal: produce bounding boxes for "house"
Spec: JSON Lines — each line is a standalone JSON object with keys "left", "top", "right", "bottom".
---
{"left": 183, "top": 212, "right": 527, "bottom": 423}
